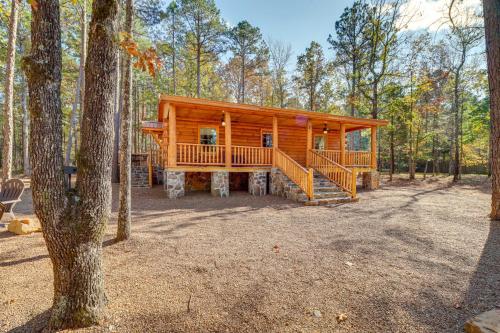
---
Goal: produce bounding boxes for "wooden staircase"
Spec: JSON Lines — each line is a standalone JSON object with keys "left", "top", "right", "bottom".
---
{"left": 273, "top": 170, "right": 356, "bottom": 206}
{"left": 305, "top": 173, "right": 357, "bottom": 205}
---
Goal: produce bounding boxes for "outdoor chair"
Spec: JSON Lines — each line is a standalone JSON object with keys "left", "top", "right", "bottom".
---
{"left": 0, "top": 179, "right": 25, "bottom": 220}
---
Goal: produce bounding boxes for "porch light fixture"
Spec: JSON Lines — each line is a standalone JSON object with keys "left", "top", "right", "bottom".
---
{"left": 221, "top": 112, "right": 226, "bottom": 127}
{"left": 323, "top": 123, "right": 328, "bottom": 134}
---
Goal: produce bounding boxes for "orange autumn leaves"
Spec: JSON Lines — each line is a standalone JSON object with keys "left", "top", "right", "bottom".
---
{"left": 119, "top": 32, "right": 162, "bottom": 77}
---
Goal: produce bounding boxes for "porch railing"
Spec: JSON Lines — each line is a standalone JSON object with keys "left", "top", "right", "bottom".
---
{"left": 177, "top": 143, "right": 226, "bottom": 165}
{"left": 275, "top": 148, "right": 314, "bottom": 199}
{"left": 232, "top": 146, "right": 273, "bottom": 166}
{"left": 313, "top": 149, "right": 371, "bottom": 168}
{"left": 310, "top": 150, "right": 357, "bottom": 198}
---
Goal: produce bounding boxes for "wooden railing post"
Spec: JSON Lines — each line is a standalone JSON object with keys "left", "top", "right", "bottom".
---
{"left": 167, "top": 104, "right": 177, "bottom": 167}
{"left": 306, "top": 120, "right": 312, "bottom": 167}
{"left": 225, "top": 112, "right": 231, "bottom": 167}
{"left": 308, "top": 168, "right": 314, "bottom": 199}
{"left": 351, "top": 168, "right": 357, "bottom": 198}
{"left": 340, "top": 123, "right": 346, "bottom": 166}
{"left": 371, "top": 126, "right": 377, "bottom": 169}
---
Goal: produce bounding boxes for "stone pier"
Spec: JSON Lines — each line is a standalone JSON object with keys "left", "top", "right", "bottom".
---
{"left": 248, "top": 171, "right": 267, "bottom": 196}
{"left": 362, "top": 170, "right": 380, "bottom": 190}
{"left": 164, "top": 171, "right": 185, "bottom": 199}
{"left": 211, "top": 171, "right": 229, "bottom": 197}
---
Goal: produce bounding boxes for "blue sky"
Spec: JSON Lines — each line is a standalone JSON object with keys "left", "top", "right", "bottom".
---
{"left": 215, "top": 0, "right": 353, "bottom": 61}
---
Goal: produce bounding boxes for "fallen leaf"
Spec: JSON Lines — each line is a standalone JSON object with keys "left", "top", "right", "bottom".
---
{"left": 336, "top": 313, "right": 348, "bottom": 323}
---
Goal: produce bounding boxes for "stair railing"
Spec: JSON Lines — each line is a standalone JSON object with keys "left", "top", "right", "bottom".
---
{"left": 309, "top": 150, "right": 357, "bottom": 198}
{"left": 275, "top": 148, "right": 314, "bottom": 199}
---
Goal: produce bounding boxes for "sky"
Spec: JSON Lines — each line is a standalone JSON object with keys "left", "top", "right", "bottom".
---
{"left": 215, "top": 0, "right": 353, "bottom": 61}
{"left": 214, "top": 0, "right": 483, "bottom": 63}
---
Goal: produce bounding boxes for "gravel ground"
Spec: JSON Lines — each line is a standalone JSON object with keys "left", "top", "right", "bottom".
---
{"left": 0, "top": 175, "right": 498, "bottom": 333}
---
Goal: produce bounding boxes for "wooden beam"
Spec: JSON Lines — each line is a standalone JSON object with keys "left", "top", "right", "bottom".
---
{"left": 371, "top": 126, "right": 377, "bottom": 169}
{"left": 168, "top": 104, "right": 177, "bottom": 167}
{"left": 225, "top": 112, "right": 231, "bottom": 167}
{"left": 306, "top": 120, "right": 313, "bottom": 167}
{"left": 340, "top": 123, "right": 346, "bottom": 166}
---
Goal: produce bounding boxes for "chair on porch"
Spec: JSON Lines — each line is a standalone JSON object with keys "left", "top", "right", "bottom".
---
{"left": 0, "top": 179, "right": 25, "bottom": 220}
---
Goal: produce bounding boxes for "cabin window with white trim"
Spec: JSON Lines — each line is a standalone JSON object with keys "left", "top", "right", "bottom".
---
{"left": 200, "top": 128, "right": 217, "bottom": 145}
{"left": 262, "top": 133, "right": 273, "bottom": 147}
{"left": 314, "top": 135, "right": 326, "bottom": 150}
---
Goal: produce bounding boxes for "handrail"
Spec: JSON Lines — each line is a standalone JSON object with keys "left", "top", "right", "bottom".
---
{"left": 310, "top": 150, "right": 357, "bottom": 198}
{"left": 177, "top": 143, "right": 225, "bottom": 165}
{"left": 232, "top": 146, "right": 273, "bottom": 166}
{"left": 275, "top": 148, "right": 314, "bottom": 199}
{"left": 313, "top": 149, "right": 371, "bottom": 168}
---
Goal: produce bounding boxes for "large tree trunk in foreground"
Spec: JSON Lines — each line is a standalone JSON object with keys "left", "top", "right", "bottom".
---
{"left": 65, "top": 0, "right": 87, "bottom": 166}
{"left": 24, "top": 0, "right": 119, "bottom": 329}
{"left": 2, "top": 0, "right": 20, "bottom": 181}
{"left": 484, "top": 0, "right": 500, "bottom": 220}
{"left": 116, "top": 0, "right": 134, "bottom": 241}
{"left": 21, "top": 73, "right": 30, "bottom": 176}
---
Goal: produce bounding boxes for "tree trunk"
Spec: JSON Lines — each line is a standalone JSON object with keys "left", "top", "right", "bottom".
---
{"left": 66, "top": 0, "right": 87, "bottom": 166}
{"left": 196, "top": 44, "right": 201, "bottom": 98}
{"left": 117, "top": 0, "right": 134, "bottom": 241}
{"left": 23, "top": 0, "right": 119, "bottom": 329}
{"left": 171, "top": 10, "right": 176, "bottom": 95}
{"left": 241, "top": 54, "right": 246, "bottom": 103}
{"left": 2, "top": 0, "right": 20, "bottom": 181}
{"left": 111, "top": 54, "right": 122, "bottom": 183}
{"left": 21, "top": 73, "right": 30, "bottom": 176}
{"left": 483, "top": 0, "right": 500, "bottom": 220}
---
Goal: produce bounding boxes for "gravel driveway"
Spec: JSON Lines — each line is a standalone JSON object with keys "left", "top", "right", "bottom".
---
{"left": 0, "top": 175, "right": 498, "bottom": 332}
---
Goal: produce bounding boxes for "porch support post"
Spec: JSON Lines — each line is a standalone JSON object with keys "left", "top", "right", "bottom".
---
{"left": 340, "top": 123, "right": 346, "bottom": 166}
{"left": 161, "top": 103, "right": 169, "bottom": 168}
{"left": 167, "top": 104, "right": 177, "bottom": 167}
{"left": 272, "top": 116, "right": 278, "bottom": 166}
{"left": 371, "top": 126, "right": 377, "bottom": 169}
{"left": 306, "top": 119, "right": 313, "bottom": 167}
{"left": 225, "top": 112, "right": 232, "bottom": 167}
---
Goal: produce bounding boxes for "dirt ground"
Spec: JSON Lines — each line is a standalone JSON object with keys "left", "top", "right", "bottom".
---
{"left": 0, "top": 175, "right": 498, "bottom": 333}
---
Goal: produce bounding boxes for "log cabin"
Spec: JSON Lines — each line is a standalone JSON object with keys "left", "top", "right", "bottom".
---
{"left": 141, "top": 96, "right": 388, "bottom": 205}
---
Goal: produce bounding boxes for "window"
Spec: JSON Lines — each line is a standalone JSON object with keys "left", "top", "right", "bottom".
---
{"left": 314, "top": 135, "right": 326, "bottom": 150}
{"left": 199, "top": 127, "right": 217, "bottom": 145}
{"left": 262, "top": 133, "right": 273, "bottom": 147}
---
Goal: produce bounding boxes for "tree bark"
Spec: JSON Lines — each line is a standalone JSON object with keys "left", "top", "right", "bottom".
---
{"left": 23, "top": 0, "right": 119, "bottom": 329}
{"left": 21, "top": 73, "right": 30, "bottom": 176}
{"left": 2, "top": 0, "right": 20, "bottom": 181}
{"left": 117, "top": 0, "right": 133, "bottom": 241}
{"left": 196, "top": 45, "right": 201, "bottom": 98}
{"left": 483, "top": 0, "right": 500, "bottom": 220}
{"left": 111, "top": 54, "right": 122, "bottom": 183}
{"left": 66, "top": 0, "right": 87, "bottom": 166}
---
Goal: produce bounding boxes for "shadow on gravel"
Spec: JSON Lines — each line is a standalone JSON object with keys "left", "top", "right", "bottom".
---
{"left": 463, "top": 220, "right": 500, "bottom": 313}
{"left": 8, "top": 309, "right": 50, "bottom": 333}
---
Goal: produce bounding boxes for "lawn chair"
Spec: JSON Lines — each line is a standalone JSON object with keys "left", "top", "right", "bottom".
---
{"left": 0, "top": 179, "right": 25, "bottom": 220}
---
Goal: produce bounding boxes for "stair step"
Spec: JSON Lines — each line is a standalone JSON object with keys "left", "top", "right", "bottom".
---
{"left": 313, "top": 191, "right": 349, "bottom": 199}
{"left": 304, "top": 197, "right": 357, "bottom": 206}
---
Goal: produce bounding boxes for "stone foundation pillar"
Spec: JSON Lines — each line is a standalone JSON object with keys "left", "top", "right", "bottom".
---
{"left": 248, "top": 171, "right": 267, "bottom": 196}
{"left": 270, "top": 168, "right": 284, "bottom": 196}
{"left": 164, "top": 171, "right": 185, "bottom": 199}
{"left": 362, "top": 170, "right": 380, "bottom": 190}
{"left": 211, "top": 171, "right": 229, "bottom": 197}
